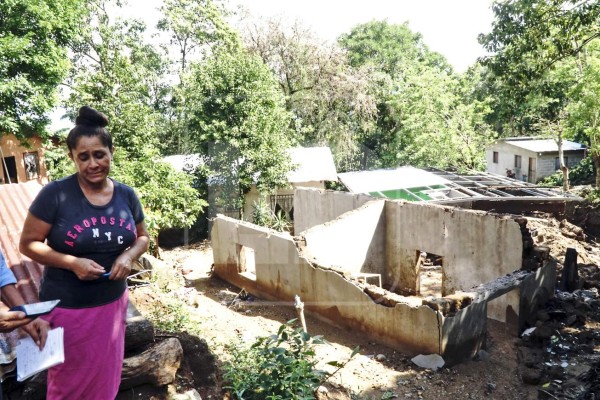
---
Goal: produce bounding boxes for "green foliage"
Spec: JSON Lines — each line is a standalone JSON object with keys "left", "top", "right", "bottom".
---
{"left": 242, "top": 19, "right": 378, "bottom": 172}
{"left": 223, "top": 320, "right": 358, "bottom": 400}
{"left": 183, "top": 48, "right": 294, "bottom": 211}
{"left": 538, "top": 156, "right": 596, "bottom": 187}
{"left": 251, "top": 200, "right": 291, "bottom": 232}
{"left": 581, "top": 187, "right": 600, "bottom": 204}
{"left": 0, "top": 0, "right": 86, "bottom": 137}
{"left": 61, "top": 0, "right": 206, "bottom": 243}
{"left": 111, "top": 153, "right": 207, "bottom": 239}
{"left": 339, "top": 20, "right": 493, "bottom": 171}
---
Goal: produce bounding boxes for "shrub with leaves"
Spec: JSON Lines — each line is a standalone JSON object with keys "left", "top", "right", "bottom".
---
{"left": 223, "top": 320, "right": 358, "bottom": 400}
{"left": 251, "top": 200, "right": 291, "bottom": 232}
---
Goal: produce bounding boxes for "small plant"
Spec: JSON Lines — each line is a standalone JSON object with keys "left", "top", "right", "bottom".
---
{"left": 251, "top": 200, "right": 291, "bottom": 232}
{"left": 223, "top": 320, "right": 359, "bottom": 399}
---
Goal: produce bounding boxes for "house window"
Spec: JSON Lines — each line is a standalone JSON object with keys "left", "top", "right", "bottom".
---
{"left": 514, "top": 155, "right": 522, "bottom": 169}
{"left": 492, "top": 151, "right": 499, "bottom": 163}
{"left": 23, "top": 152, "right": 40, "bottom": 180}
{"left": 555, "top": 156, "right": 568, "bottom": 170}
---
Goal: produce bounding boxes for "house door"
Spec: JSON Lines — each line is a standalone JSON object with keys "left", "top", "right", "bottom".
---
{"left": 528, "top": 157, "right": 536, "bottom": 183}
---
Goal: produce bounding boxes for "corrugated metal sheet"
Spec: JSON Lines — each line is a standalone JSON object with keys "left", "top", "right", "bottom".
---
{"left": 287, "top": 147, "right": 338, "bottom": 183}
{"left": 504, "top": 138, "right": 586, "bottom": 153}
{"left": 0, "top": 181, "right": 44, "bottom": 304}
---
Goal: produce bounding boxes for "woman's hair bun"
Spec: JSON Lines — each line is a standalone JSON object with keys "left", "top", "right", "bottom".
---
{"left": 75, "top": 106, "right": 109, "bottom": 128}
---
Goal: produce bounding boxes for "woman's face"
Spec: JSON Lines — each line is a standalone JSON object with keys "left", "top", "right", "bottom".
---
{"left": 69, "top": 135, "right": 113, "bottom": 186}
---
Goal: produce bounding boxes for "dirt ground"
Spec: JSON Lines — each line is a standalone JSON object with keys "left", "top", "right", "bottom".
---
{"left": 128, "top": 213, "right": 600, "bottom": 400}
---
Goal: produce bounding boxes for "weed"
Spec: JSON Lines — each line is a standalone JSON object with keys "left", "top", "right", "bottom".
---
{"left": 222, "top": 319, "right": 359, "bottom": 399}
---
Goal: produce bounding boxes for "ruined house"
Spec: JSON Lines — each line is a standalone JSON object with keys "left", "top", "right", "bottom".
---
{"left": 211, "top": 187, "right": 569, "bottom": 365}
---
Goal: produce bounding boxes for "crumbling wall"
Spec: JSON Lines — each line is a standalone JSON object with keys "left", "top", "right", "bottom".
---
{"left": 211, "top": 216, "right": 447, "bottom": 356}
{"left": 385, "top": 200, "right": 524, "bottom": 296}
{"left": 294, "top": 188, "right": 375, "bottom": 234}
{"left": 300, "top": 200, "right": 386, "bottom": 276}
{"left": 211, "top": 215, "right": 555, "bottom": 365}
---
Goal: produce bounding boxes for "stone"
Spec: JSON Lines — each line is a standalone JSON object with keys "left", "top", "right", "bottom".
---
{"left": 520, "top": 367, "right": 543, "bottom": 384}
{"left": 411, "top": 354, "right": 445, "bottom": 371}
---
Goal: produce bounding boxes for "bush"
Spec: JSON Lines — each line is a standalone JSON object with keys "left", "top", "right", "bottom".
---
{"left": 538, "top": 156, "right": 596, "bottom": 186}
{"left": 223, "top": 320, "right": 358, "bottom": 400}
{"left": 251, "top": 200, "right": 291, "bottom": 232}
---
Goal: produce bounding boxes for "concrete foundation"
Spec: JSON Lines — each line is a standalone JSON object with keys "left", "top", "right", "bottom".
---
{"left": 211, "top": 188, "right": 556, "bottom": 365}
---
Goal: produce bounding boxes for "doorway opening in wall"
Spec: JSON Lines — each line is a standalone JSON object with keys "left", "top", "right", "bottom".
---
{"left": 237, "top": 244, "right": 256, "bottom": 281}
{"left": 416, "top": 251, "right": 443, "bottom": 297}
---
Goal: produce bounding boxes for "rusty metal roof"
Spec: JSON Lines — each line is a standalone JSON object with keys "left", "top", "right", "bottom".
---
{"left": 0, "top": 182, "right": 44, "bottom": 304}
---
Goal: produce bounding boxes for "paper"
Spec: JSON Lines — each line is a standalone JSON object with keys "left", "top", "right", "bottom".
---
{"left": 16, "top": 327, "right": 64, "bottom": 381}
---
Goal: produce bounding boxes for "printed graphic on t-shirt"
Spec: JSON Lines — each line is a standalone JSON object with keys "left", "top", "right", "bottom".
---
{"left": 63, "top": 213, "right": 137, "bottom": 249}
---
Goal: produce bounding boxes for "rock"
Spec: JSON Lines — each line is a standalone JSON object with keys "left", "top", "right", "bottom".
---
{"left": 534, "top": 325, "right": 554, "bottom": 340}
{"left": 171, "top": 389, "right": 203, "bottom": 400}
{"left": 411, "top": 354, "right": 445, "bottom": 371}
{"left": 520, "top": 367, "right": 543, "bottom": 384}
{"left": 375, "top": 354, "right": 387, "bottom": 362}
{"left": 475, "top": 350, "right": 490, "bottom": 361}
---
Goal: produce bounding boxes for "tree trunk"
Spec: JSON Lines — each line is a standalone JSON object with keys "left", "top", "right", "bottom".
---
{"left": 120, "top": 337, "right": 183, "bottom": 390}
{"left": 594, "top": 153, "right": 600, "bottom": 188}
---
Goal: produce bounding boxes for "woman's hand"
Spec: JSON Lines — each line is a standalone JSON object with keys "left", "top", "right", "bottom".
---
{"left": 71, "top": 258, "right": 105, "bottom": 280}
{"left": 21, "top": 318, "right": 50, "bottom": 350}
{"left": 109, "top": 253, "right": 133, "bottom": 281}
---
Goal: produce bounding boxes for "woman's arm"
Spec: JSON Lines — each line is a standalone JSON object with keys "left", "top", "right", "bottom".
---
{"left": 19, "top": 212, "right": 106, "bottom": 280}
{"left": 109, "top": 221, "right": 150, "bottom": 281}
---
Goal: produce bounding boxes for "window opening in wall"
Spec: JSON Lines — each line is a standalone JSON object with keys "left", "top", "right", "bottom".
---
{"left": 270, "top": 194, "right": 294, "bottom": 221}
{"left": 23, "top": 152, "right": 40, "bottom": 180}
{"left": 237, "top": 244, "right": 256, "bottom": 281}
{"left": 492, "top": 151, "right": 499, "bottom": 163}
{"left": 514, "top": 155, "right": 522, "bottom": 169}
{"left": 416, "top": 251, "right": 443, "bottom": 297}
{"left": 2, "top": 156, "right": 17, "bottom": 184}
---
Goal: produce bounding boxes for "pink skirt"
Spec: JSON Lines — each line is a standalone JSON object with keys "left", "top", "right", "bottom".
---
{"left": 41, "top": 290, "right": 128, "bottom": 400}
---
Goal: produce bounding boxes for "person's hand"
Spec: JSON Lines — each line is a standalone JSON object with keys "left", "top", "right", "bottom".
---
{"left": 0, "top": 310, "right": 29, "bottom": 333}
{"left": 110, "top": 253, "right": 133, "bottom": 280}
{"left": 71, "top": 258, "right": 105, "bottom": 280}
{"left": 20, "top": 318, "right": 50, "bottom": 350}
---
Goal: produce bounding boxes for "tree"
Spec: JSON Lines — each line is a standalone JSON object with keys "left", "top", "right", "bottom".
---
{"left": 61, "top": 0, "right": 206, "bottom": 241}
{"left": 339, "top": 20, "right": 493, "bottom": 171}
{"left": 480, "top": 0, "right": 600, "bottom": 184}
{"left": 566, "top": 40, "right": 600, "bottom": 186}
{"left": 0, "top": 0, "right": 86, "bottom": 137}
{"left": 183, "top": 48, "right": 294, "bottom": 215}
{"left": 241, "top": 18, "right": 377, "bottom": 172}
{"left": 156, "top": 0, "right": 239, "bottom": 155}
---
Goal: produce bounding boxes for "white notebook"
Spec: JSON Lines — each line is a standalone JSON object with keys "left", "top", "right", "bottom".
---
{"left": 16, "top": 327, "right": 65, "bottom": 382}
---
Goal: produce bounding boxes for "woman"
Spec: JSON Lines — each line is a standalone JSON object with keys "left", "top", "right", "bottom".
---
{"left": 20, "top": 106, "right": 149, "bottom": 399}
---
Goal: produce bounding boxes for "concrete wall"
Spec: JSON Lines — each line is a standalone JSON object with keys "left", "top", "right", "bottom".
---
{"left": 300, "top": 200, "right": 386, "bottom": 275}
{"left": 211, "top": 208, "right": 554, "bottom": 364}
{"left": 486, "top": 142, "right": 537, "bottom": 181}
{"left": 385, "top": 201, "right": 524, "bottom": 296}
{"left": 242, "top": 182, "right": 325, "bottom": 222}
{"left": 294, "top": 188, "right": 377, "bottom": 234}
{"left": 211, "top": 216, "right": 463, "bottom": 358}
{"left": 0, "top": 134, "right": 48, "bottom": 185}
{"left": 537, "top": 152, "right": 585, "bottom": 180}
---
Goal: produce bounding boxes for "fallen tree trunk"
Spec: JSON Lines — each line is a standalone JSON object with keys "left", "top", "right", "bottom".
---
{"left": 125, "top": 302, "right": 155, "bottom": 352}
{"left": 119, "top": 337, "right": 183, "bottom": 390}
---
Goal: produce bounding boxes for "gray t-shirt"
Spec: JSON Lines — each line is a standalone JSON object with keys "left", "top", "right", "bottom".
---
{"left": 29, "top": 174, "right": 144, "bottom": 308}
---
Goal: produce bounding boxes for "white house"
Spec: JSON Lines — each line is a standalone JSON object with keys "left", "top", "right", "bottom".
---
{"left": 486, "top": 137, "right": 586, "bottom": 183}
